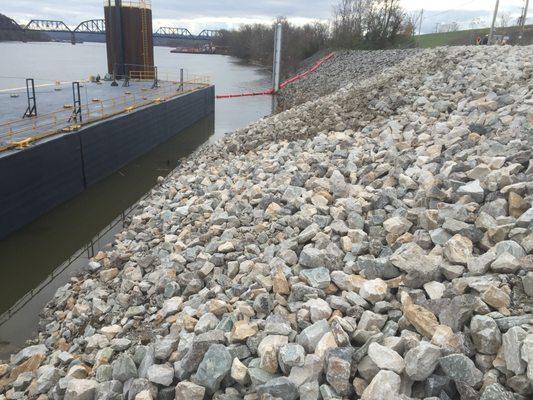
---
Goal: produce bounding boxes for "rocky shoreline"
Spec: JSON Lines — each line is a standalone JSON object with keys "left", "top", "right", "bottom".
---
{"left": 277, "top": 49, "right": 421, "bottom": 111}
{"left": 1, "top": 45, "right": 532, "bottom": 400}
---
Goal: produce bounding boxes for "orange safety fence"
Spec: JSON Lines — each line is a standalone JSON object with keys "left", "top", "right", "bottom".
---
{"left": 215, "top": 52, "right": 335, "bottom": 99}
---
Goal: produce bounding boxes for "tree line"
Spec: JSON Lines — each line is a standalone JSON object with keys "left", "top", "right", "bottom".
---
{"left": 215, "top": 0, "right": 414, "bottom": 74}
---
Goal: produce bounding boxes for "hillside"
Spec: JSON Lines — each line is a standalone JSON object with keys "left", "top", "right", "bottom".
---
{"left": 0, "top": 13, "right": 49, "bottom": 42}
{"left": 417, "top": 24, "right": 533, "bottom": 48}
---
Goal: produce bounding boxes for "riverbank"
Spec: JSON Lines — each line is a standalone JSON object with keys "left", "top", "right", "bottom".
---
{"left": 276, "top": 49, "right": 421, "bottom": 110}
{"left": 1, "top": 45, "right": 532, "bottom": 400}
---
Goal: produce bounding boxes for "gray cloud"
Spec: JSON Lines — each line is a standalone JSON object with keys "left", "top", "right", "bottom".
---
{"left": 2, "top": 1, "right": 520, "bottom": 32}
{"left": 3, "top": 0, "right": 334, "bottom": 25}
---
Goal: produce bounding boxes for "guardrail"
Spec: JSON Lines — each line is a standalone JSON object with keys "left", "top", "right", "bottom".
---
{"left": 0, "top": 75, "right": 210, "bottom": 152}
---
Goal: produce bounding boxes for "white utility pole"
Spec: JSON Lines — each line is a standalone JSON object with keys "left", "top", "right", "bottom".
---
{"left": 521, "top": 0, "right": 530, "bottom": 29}
{"left": 489, "top": 0, "right": 500, "bottom": 44}
{"left": 418, "top": 9, "right": 424, "bottom": 35}
{"left": 272, "top": 23, "right": 283, "bottom": 93}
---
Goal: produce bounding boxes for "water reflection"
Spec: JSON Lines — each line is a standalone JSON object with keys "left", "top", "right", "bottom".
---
{"left": 0, "top": 115, "right": 214, "bottom": 356}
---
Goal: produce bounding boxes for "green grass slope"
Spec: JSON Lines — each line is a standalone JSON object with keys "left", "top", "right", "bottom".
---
{"left": 416, "top": 25, "right": 533, "bottom": 48}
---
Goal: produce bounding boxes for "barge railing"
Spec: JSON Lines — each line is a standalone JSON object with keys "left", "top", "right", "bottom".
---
{"left": 0, "top": 75, "right": 210, "bottom": 152}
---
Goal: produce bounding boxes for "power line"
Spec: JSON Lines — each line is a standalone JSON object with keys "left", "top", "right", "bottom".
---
{"left": 422, "top": 0, "right": 481, "bottom": 22}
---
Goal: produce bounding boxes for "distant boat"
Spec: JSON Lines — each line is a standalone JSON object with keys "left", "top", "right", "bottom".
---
{"left": 171, "top": 45, "right": 229, "bottom": 55}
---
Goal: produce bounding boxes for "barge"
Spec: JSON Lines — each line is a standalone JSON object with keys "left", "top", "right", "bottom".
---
{"left": 0, "top": 78, "right": 215, "bottom": 239}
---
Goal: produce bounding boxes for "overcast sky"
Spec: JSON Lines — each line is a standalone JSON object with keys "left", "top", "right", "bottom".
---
{"left": 1, "top": 0, "right": 530, "bottom": 34}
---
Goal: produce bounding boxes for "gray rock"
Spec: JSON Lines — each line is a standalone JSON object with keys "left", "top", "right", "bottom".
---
{"left": 138, "top": 347, "right": 155, "bottom": 379}
{"left": 95, "top": 380, "right": 123, "bottom": 400}
{"left": 64, "top": 379, "right": 98, "bottom": 400}
{"left": 325, "top": 347, "right": 353, "bottom": 396}
{"left": 112, "top": 353, "right": 138, "bottom": 382}
{"left": 457, "top": 180, "right": 484, "bottom": 202}
{"left": 177, "top": 330, "right": 225, "bottom": 379}
{"left": 470, "top": 315, "right": 501, "bottom": 355}
{"left": 367, "top": 342, "right": 404, "bottom": 374}
{"left": 494, "top": 240, "right": 526, "bottom": 258}
{"left": 467, "top": 252, "right": 496, "bottom": 275}
{"left": 12, "top": 344, "right": 48, "bottom": 365}
{"left": 34, "top": 365, "right": 61, "bottom": 395}
{"left": 522, "top": 334, "right": 533, "bottom": 382}
{"left": 299, "top": 381, "right": 320, "bottom": 400}
{"left": 502, "top": 326, "right": 527, "bottom": 375}
{"left": 146, "top": 363, "right": 174, "bottom": 386}
{"left": 490, "top": 252, "right": 520, "bottom": 274}
{"left": 192, "top": 344, "right": 232, "bottom": 394}
{"left": 299, "top": 247, "right": 326, "bottom": 268}
{"left": 95, "top": 365, "right": 113, "bottom": 383}
{"left": 494, "top": 314, "right": 533, "bottom": 331}
{"left": 175, "top": 381, "right": 205, "bottom": 400}
{"left": 404, "top": 342, "right": 441, "bottom": 381}
{"left": 439, "top": 354, "right": 483, "bottom": 387}
{"left": 319, "top": 383, "right": 341, "bottom": 400}
{"left": 300, "top": 267, "right": 331, "bottom": 289}
{"left": 257, "top": 377, "right": 299, "bottom": 400}
{"left": 480, "top": 383, "right": 514, "bottom": 400}
{"left": 279, "top": 343, "right": 305, "bottom": 374}
{"left": 298, "top": 224, "right": 320, "bottom": 244}
{"left": 438, "top": 294, "right": 479, "bottom": 332}
{"left": 154, "top": 335, "right": 179, "bottom": 361}
{"left": 390, "top": 242, "right": 440, "bottom": 287}
{"left": 127, "top": 379, "right": 156, "bottom": 400}
{"left": 249, "top": 367, "right": 278, "bottom": 388}
{"left": 522, "top": 272, "right": 533, "bottom": 298}
{"left": 361, "top": 370, "right": 401, "bottom": 400}
{"left": 297, "top": 319, "right": 330, "bottom": 353}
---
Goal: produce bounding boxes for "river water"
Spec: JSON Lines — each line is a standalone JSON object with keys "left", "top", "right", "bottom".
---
{"left": 0, "top": 42, "right": 272, "bottom": 356}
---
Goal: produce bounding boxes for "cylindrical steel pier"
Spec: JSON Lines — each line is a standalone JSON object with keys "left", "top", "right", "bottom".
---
{"left": 104, "top": 0, "right": 154, "bottom": 78}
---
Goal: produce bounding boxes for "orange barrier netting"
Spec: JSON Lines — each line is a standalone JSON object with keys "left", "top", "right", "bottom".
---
{"left": 216, "top": 52, "right": 335, "bottom": 99}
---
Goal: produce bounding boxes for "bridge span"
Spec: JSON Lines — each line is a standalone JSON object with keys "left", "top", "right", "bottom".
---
{"left": 1, "top": 18, "right": 220, "bottom": 42}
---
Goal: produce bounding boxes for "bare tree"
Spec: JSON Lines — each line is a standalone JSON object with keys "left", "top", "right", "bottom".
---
{"left": 365, "top": 0, "right": 405, "bottom": 45}
{"left": 331, "top": 0, "right": 371, "bottom": 47}
{"left": 406, "top": 11, "right": 422, "bottom": 36}
{"left": 499, "top": 12, "right": 511, "bottom": 27}
{"left": 448, "top": 22, "right": 460, "bottom": 32}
